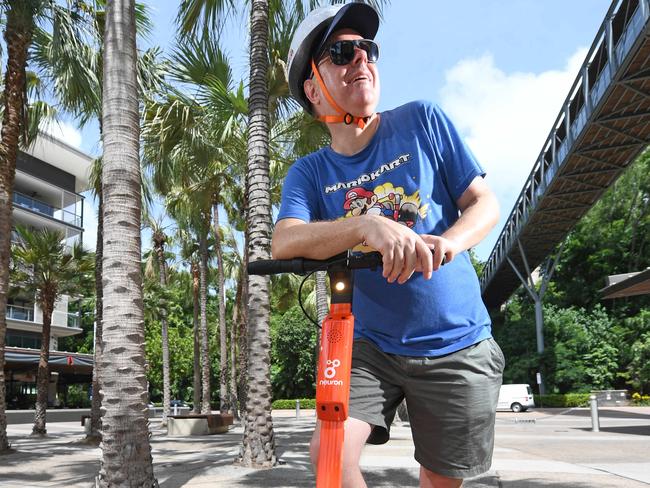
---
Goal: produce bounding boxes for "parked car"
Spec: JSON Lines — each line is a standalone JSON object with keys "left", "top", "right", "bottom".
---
{"left": 170, "top": 399, "right": 188, "bottom": 408}
{"left": 497, "top": 384, "right": 535, "bottom": 412}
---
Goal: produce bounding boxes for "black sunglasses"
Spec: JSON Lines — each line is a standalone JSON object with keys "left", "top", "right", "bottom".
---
{"left": 318, "top": 39, "right": 380, "bottom": 66}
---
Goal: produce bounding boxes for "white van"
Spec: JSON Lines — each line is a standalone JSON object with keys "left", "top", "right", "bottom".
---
{"left": 497, "top": 384, "right": 535, "bottom": 412}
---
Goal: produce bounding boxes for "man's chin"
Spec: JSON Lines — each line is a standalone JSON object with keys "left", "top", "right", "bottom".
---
{"left": 350, "top": 100, "right": 379, "bottom": 119}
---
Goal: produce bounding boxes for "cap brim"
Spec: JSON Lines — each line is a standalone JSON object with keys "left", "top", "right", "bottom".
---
{"left": 313, "top": 3, "right": 380, "bottom": 58}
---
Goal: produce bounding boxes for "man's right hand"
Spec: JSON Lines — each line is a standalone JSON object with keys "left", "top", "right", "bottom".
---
{"left": 359, "top": 214, "right": 433, "bottom": 284}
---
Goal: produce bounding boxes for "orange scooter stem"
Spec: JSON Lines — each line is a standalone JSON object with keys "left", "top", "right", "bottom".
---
{"left": 316, "top": 302, "right": 354, "bottom": 488}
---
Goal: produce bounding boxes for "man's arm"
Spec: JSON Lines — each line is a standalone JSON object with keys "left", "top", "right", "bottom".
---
{"left": 420, "top": 176, "right": 500, "bottom": 268}
{"left": 272, "top": 213, "right": 434, "bottom": 284}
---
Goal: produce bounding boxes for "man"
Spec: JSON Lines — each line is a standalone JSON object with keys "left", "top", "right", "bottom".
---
{"left": 274, "top": 4, "right": 504, "bottom": 487}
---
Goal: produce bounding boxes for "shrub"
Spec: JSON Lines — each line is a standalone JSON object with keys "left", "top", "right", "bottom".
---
{"left": 632, "top": 392, "right": 650, "bottom": 406}
{"left": 533, "top": 393, "right": 590, "bottom": 407}
{"left": 272, "top": 398, "right": 316, "bottom": 409}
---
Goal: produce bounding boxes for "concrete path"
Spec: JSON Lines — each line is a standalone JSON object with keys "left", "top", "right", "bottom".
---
{"left": 1, "top": 407, "right": 649, "bottom": 487}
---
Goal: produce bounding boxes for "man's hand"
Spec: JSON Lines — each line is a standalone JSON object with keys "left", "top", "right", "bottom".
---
{"left": 418, "top": 234, "right": 462, "bottom": 270}
{"left": 360, "top": 214, "right": 433, "bottom": 284}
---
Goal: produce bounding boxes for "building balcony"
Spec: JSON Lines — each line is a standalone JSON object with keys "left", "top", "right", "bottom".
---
{"left": 6, "top": 303, "right": 82, "bottom": 338}
{"left": 7, "top": 304, "right": 35, "bottom": 322}
{"left": 13, "top": 190, "right": 81, "bottom": 228}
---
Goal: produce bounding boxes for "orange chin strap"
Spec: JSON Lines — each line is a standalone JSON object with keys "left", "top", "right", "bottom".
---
{"left": 310, "top": 59, "right": 371, "bottom": 129}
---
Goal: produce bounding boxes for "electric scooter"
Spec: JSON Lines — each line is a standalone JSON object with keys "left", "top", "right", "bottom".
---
{"left": 248, "top": 250, "right": 385, "bottom": 488}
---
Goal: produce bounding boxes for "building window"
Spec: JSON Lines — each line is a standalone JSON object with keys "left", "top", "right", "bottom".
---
{"left": 6, "top": 331, "right": 41, "bottom": 349}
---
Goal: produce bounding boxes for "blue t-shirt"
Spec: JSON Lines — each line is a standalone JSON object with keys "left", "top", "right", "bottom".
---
{"left": 277, "top": 100, "right": 492, "bottom": 356}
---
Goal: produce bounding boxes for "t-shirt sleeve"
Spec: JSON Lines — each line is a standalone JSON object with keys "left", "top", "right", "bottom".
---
{"left": 276, "top": 159, "right": 320, "bottom": 223}
{"left": 425, "top": 102, "right": 486, "bottom": 201}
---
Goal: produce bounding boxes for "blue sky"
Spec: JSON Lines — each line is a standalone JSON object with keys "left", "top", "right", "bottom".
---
{"left": 62, "top": 0, "right": 613, "bottom": 260}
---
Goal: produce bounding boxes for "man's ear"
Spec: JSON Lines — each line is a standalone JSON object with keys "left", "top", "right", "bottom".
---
{"left": 303, "top": 78, "right": 320, "bottom": 107}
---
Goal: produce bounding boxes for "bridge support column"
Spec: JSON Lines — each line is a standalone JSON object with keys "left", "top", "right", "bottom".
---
{"left": 506, "top": 239, "right": 566, "bottom": 396}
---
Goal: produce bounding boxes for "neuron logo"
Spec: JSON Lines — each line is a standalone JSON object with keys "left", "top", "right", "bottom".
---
{"left": 319, "top": 359, "right": 343, "bottom": 386}
{"left": 324, "top": 359, "right": 340, "bottom": 379}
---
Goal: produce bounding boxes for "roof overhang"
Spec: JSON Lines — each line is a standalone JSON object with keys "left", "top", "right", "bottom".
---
{"left": 600, "top": 268, "right": 650, "bottom": 299}
{"left": 4, "top": 347, "right": 93, "bottom": 375}
{"left": 23, "top": 132, "right": 94, "bottom": 192}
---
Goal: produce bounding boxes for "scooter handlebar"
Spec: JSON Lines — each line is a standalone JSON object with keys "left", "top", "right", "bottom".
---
{"left": 247, "top": 250, "right": 443, "bottom": 276}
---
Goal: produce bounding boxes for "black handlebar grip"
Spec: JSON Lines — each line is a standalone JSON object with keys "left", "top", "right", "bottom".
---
{"left": 247, "top": 258, "right": 303, "bottom": 276}
{"left": 248, "top": 258, "right": 331, "bottom": 275}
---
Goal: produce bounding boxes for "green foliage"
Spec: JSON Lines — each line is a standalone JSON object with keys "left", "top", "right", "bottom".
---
{"left": 66, "top": 384, "right": 91, "bottom": 408}
{"left": 143, "top": 269, "right": 213, "bottom": 404}
{"left": 271, "top": 305, "right": 317, "bottom": 400}
{"left": 533, "top": 393, "right": 591, "bottom": 408}
{"left": 544, "top": 304, "right": 618, "bottom": 392}
{"left": 550, "top": 150, "right": 650, "bottom": 314}
{"left": 627, "top": 331, "right": 650, "bottom": 394}
{"left": 272, "top": 398, "right": 315, "bottom": 409}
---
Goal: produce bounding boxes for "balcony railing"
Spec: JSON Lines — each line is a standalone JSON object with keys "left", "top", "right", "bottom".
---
{"left": 7, "top": 304, "right": 81, "bottom": 328}
{"left": 53, "top": 310, "right": 81, "bottom": 328}
{"left": 7, "top": 304, "right": 34, "bottom": 322}
{"left": 12, "top": 191, "right": 81, "bottom": 227}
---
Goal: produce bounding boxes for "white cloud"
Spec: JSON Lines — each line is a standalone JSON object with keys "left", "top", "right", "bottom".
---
{"left": 439, "top": 48, "right": 588, "bottom": 260}
{"left": 39, "top": 120, "right": 83, "bottom": 149}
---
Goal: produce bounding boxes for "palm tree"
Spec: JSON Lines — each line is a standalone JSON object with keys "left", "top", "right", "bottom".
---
{"left": 97, "top": 0, "right": 155, "bottom": 485}
{"left": 2, "top": 0, "right": 162, "bottom": 445}
{"left": 167, "top": 190, "right": 214, "bottom": 414}
{"left": 176, "top": 226, "right": 202, "bottom": 414}
{"left": 0, "top": 0, "right": 43, "bottom": 452}
{"left": 87, "top": 157, "right": 104, "bottom": 441}
{"left": 238, "top": 0, "right": 277, "bottom": 467}
{"left": 143, "top": 31, "right": 250, "bottom": 415}
{"left": 145, "top": 217, "right": 172, "bottom": 425}
{"left": 10, "top": 226, "right": 93, "bottom": 435}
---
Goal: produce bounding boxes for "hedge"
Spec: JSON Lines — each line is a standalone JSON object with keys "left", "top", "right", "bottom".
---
{"left": 272, "top": 393, "right": 650, "bottom": 410}
{"left": 272, "top": 398, "right": 316, "bottom": 409}
{"left": 533, "top": 393, "right": 591, "bottom": 407}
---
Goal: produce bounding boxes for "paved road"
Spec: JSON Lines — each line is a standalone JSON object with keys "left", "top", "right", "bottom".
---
{"left": 1, "top": 407, "right": 649, "bottom": 487}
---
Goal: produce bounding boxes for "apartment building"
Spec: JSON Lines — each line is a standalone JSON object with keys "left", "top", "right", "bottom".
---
{"left": 5, "top": 132, "right": 94, "bottom": 409}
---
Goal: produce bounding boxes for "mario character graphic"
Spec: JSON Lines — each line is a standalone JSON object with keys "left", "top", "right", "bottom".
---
{"left": 342, "top": 183, "right": 426, "bottom": 229}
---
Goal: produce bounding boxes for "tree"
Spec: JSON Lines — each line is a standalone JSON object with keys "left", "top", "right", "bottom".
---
{"left": 550, "top": 150, "right": 650, "bottom": 314}
{"left": 0, "top": 0, "right": 44, "bottom": 452}
{"left": 238, "top": 0, "right": 277, "bottom": 467}
{"left": 30, "top": 0, "right": 162, "bottom": 442}
{"left": 11, "top": 227, "right": 92, "bottom": 435}
{"left": 97, "top": 0, "right": 154, "bottom": 485}
{"left": 176, "top": 226, "right": 202, "bottom": 413}
{"left": 145, "top": 217, "right": 172, "bottom": 425}
{"left": 271, "top": 306, "right": 316, "bottom": 399}
{"left": 628, "top": 332, "right": 650, "bottom": 394}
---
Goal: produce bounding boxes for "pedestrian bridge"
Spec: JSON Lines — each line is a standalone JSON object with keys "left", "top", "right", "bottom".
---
{"left": 480, "top": 0, "right": 650, "bottom": 308}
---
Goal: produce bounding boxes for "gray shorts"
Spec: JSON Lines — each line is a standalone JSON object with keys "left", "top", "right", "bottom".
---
{"left": 348, "top": 337, "right": 505, "bottom": 479}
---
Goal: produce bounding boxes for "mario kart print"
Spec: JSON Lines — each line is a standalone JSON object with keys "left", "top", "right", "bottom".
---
{"left": 341, "top": 182, "right": 428, "bottom": 228}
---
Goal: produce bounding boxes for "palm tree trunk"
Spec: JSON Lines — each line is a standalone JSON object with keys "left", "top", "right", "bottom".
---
{"left": 198, "top": 230, "right": 211, "bottom": 414}
{"left": 0, "top": 0, "right": 37, "bottom": 452}
{"left": 155, "top": 243, "right": 171, "bottom": 426}
{"left": 212, "top": 203, "right": 229, "bottom": 414}
{"left": 229, "top": 276, "right": 242, "bottom": 420}
{"left": 32, "top": 298, "right": 54, "bottom": 436}
{"left": 98, "top": 0, "right": 155, "bottom": 485}
{"left": 238, "top": 0, "right": 276, "bottom": 468}
{"left": 192, "top": 259, "right": 201, "bottom": 414}
{"left": 238, "top": 220, "right": 249, "bottom": 422}
{"left": 88, "top": 190, "right": 104, "bottom": 441}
